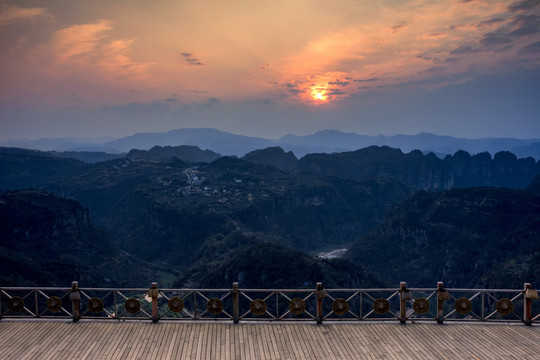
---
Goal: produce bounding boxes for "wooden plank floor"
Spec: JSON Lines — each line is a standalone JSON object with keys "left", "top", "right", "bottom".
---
{"left": 1, "top": 320, "right": 539, "bottom": 359}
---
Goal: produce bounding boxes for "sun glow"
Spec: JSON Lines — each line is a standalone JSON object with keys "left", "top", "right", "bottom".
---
{"left": 311, "top": 87, "right": 328, "bottom": 102}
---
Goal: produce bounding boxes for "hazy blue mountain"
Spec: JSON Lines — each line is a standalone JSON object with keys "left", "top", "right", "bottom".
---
{"left": 280, "top": 130, "right": 540, "bottom": 159}
{"left": 510, "top": 141, "right": 540, "bottom": 160}
{"left": 279, "top": 130, "right": 376, "bottom": 155}
{"left": 102, "top": 128, "right": 275, "bottom": 155}
{"left": 0, "top": 137, "right": 117, "bottom": 152}
{"left": 3, "top": 128, "right": 539, "bottom": 159}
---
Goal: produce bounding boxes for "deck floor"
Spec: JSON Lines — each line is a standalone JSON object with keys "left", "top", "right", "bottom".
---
{"left": 1, "top": 320, "right": 539, "bottom": 359}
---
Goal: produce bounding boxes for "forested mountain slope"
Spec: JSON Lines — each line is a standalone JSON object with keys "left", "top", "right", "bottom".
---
{"left": 348, "top": 186, "right": 540, "bottom": 288}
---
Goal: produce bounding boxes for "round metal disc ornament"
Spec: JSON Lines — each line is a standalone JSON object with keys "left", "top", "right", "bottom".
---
{"left": 373, "top": 298, "right": 390, "bottom": 315}
{"left": 496, "top": 298, "right": 514, "bottom": 316}
{"left": 88, "top": 297, "right": 104, "bottom": 313}
{"left": 250, "top": 299, "right": 267, "bottom": 316}
{"left": 454, "top": 297, "right": 472, "bottom": 315}
{"left": 207, "top": 298, "right": 223, "bottom": 314}
{"left": 332, "top": 298, "right": 349, "bottom": 316}
{"left": 412, "top": 298, "right": 430, "bottom": 315}
{"left": 46, "top": 296, "right": 62, "bottom": 313}
{"left": 8, "top": 296, "right": 25, "bottom": 313}
{"left": 289, "top": 298, "right": 306, "bottom": 315}
{"left": 125, "top": 298, "right": 141, "bottom": 314}
{"left": 168, "top": 297, "right": 184, "bottom": 313}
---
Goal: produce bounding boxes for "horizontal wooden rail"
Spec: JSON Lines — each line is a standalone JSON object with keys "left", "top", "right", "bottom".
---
{"left": 1, "top": 281, "right": 538, "bottom": 326}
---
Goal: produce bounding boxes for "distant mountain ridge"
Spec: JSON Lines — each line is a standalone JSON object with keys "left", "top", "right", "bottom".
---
{"left": 2, "top": 128, "right": 539, "bottom": 160}
{"left": 2, "top": 144, "right": 538, "bottom": 193}
{"left": 126, "top": 145, "right": 221, "bottom": 163}
{"left": 297, "top": 146, "right": 540, "bottom": 190}
{"left": 105, "top": 128, "right": 273, "bottom": 155}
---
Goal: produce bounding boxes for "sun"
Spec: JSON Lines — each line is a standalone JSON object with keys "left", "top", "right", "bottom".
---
{"left": 311, "top": 88, "right": 328, "bottom": 102}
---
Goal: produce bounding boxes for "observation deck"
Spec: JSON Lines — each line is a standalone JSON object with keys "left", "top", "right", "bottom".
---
{"left": 1, "top": 281, "right": 539, "bottom": 359}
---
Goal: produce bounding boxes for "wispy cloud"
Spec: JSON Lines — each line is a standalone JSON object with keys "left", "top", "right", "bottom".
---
{"left": 327, "top": 88, "right": 347, "bottom": 96}
{"left": 0, "top": 4, "right": 51, "bottom": 26}
{"left": 507, "top": 0, "right": 540, "bottom": 12}
{"left": 0, "top": 18, "right": 155, "bottom": 107}
{"left": 480, "top": 32, "right": 514, "bottom": 46}
{"left": 353, "top": 78, "right": 379, "bottom": 82}
{"left": 53, "top": 20, "right": 113, "bottom": 64}
{"left": 477, "top": 18, "right": 505, "bottom": 27}
{"left": 422, "top": 32, "right": 448, "bottom": 40}
{"left": 328, "top": 79, "right": 350, "bottom": 86}
{"left": 98, "top": 39, "right": 152, "bottom": 80}
{"left": 509, "top": 14, "right": 540, "bottom": 36}
{"left": 518, "top": 40, "right": 540, "bottom": 54}
{"left": 181, "top": 52, "right": 204, "bottom": 66}
{"left": 449, "top": 45, "right": 477, "bottom": 55}
{"left": 391, "top": 24, "right": 407, "bottom": 33}
{"left": 43, "top": 20, "right": 153, "bottom": 82}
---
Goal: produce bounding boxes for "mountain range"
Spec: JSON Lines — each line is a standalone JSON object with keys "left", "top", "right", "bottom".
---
{"left": 2, "top": 128, "right": 540, "bottom": 160}
{"left": 1, "top": 142, "right": 539, "bottom": 289}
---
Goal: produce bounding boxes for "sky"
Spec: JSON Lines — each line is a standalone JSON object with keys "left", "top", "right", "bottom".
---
{"left": 1, "top": 0, "right": 539, "bottom": 141}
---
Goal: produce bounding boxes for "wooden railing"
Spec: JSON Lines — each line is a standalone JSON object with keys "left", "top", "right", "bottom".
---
{"left": 1, "top": 281, "right": 538, "bottom": 325}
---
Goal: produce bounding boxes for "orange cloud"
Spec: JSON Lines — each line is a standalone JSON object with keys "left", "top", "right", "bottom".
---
{"left": 43, "top": 20, "right": 153, "bottom": 86}
{"left": 53, "top": 20, "right": 113, "bottom": 65}
{"left": 0, "top": 19, "right": 155, "bottom": 107}
{"left": 0, "top": 4, "right": 51, "bottom": 26}
{"left": 99, "top": 39, "right": 153, "bottom": 81}
{"left": 422, "top": 32, "right": 448, "bottom": 40}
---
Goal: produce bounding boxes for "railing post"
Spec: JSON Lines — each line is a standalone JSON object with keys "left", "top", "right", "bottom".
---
{"left": 316, "top": 282, "right": 327, "bottom": 325}
{"left": 436, "top": 281, "right": 445, "bottom": 324}
{"left": 70, "top": 281, "right": 80, "bottom": 322}
{"left": 149, "top": 282, "right": 159, "bottom": 323}
{"left": 232, "top": 282, "right": 239, "bottom": 324}
{"left": 399, "top": 282, "right": 408, "bottom": 324}
{"left": 524, "top": 283, "right": 534, "bottom": 326}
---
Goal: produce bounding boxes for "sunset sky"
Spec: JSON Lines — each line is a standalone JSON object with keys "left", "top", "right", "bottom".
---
{"left": 1, "top": 0, "right": 539, "bottom": 140}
